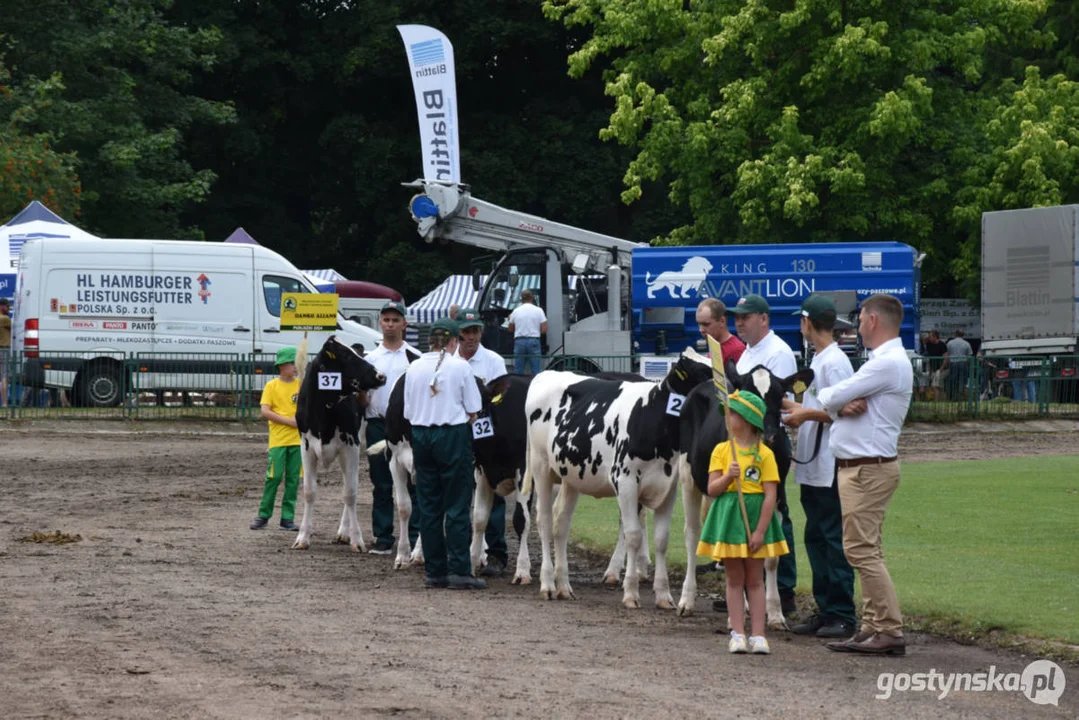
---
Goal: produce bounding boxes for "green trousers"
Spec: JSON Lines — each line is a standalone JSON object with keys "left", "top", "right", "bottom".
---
{"left": 412, "top": 424, "right": 474, "bottom": 578}
{"left": 800, "top": 479, "right": 856, "bottom": 624}
{"left": 258, "top": 445, "right": 301, "bottom": 521}
{"left": 366, "top": 419, "right": 419, "bottom": 547}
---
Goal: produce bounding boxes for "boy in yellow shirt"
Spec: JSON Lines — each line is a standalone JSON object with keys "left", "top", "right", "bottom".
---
{"left": 250, "top": 347, "right": 302, "bottom": 531}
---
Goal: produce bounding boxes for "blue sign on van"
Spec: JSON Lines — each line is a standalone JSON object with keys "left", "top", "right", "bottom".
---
{"left": 631, "top": 242, "right": 921, "bottom": 355}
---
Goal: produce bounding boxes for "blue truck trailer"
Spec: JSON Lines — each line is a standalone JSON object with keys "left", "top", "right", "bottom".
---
{"left": 631, "top": 242, "right": 922, "bottom": 356}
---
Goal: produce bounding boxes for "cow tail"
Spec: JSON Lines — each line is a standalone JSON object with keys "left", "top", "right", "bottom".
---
{"left": 521, "top": 459, "right": 534, "bottom": 496}
{"left": 296, "top": 332, "right": 310, "bottom": 382}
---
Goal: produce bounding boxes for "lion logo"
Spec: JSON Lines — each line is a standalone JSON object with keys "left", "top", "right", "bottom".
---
{"left": 645, "top": 256, "right": 713, "bottom": 299}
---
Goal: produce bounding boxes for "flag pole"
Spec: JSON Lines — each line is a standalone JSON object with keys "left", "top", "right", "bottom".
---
{"left": 706, "top": 336, "right": 754, "bottom": 546}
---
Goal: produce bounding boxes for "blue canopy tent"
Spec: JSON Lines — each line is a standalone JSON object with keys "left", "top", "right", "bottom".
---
{"left": 0, "top": 201, "right": 99, "bottom": 299}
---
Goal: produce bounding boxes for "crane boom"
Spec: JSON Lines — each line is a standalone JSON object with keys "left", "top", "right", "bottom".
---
{"left": 405, "top": 180, "right": 644, "bottom": 272}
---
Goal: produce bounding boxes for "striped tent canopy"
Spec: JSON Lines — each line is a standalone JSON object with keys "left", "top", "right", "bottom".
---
{"left": 303, "top": 268, "right": 348, "bottom": 282}
{"left": 407, "top": 274, "right": 590, "bottom": 325}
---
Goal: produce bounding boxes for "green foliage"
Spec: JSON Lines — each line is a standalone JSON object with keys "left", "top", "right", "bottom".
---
{"left": 0, "top": 0, "right": 236, "bottom": 237}
{"left": 544, "top": 0, "right": 1079, "bottom": 293}
{"left": 0, "top": 57, "right": 81, "bottom": 219}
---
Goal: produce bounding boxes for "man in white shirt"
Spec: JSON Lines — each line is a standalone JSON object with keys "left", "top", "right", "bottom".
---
{"left": 364, "top": 301, "right": 421, "bottom": 555}
{"left": 507, "top": 289, "right": 547, "bottom": 375}
{"left": 728, "top": 293, "right": 799, "bottom": 613}
{"left": 404, "top": 316, "right": 485, "bottom": 590}
{"left": 455, "top": 308, "right": 510, "bottom": 576}
{"left": 817, "top": 293, "right": 913, "bottom": 656}
{"left": 781, "top": 295, "right": 856, "bottom": 639}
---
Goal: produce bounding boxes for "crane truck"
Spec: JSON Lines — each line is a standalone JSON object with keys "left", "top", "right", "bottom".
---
{"left": 406, "top": 180, "right": 922, "bottom": 374}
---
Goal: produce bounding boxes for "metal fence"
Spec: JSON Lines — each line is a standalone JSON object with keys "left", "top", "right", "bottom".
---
{"left": 2, "top": 349, "right": 1077, "bottom": 422}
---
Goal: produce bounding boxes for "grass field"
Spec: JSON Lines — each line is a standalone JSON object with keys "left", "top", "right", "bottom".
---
{"left": 568, "top": 455, "right": 1079, "bottom": 644}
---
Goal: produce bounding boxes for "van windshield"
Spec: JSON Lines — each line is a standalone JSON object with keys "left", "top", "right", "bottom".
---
{"left": 262, "top": 275, "right": 309, "bottom": 317}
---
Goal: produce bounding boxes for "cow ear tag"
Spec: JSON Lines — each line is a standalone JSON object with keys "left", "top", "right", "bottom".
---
{"left": 675, "top": 368, "right": 687, "bottom": 381}
{"left": 491, "top": 393, "right": 504, "bottom": 405}
{"left": 326, "top": 351, "right": 337, "bottom": 360}
{"left": 792, "top": 380, "right": 807, "bottom": 394}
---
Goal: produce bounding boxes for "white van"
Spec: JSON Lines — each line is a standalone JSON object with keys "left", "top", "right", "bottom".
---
{"left": 11, "top": 237, "right": 382, "bottom": 406}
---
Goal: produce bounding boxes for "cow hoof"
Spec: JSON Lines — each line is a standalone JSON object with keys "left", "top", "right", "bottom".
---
{"left": 637, "top": 572, "right": 652, "bottom": 583}
{"left": 292, "top": 539, "right": 310, "bottom": 550}
{"left": 555, "top": 588, "right": 575, "bottom": 601}
{"left": 333, "top": 535, "right": 349, "bottom": 545}
{"left": 622, "top": 597, "right": 641, "bottom": 609}
{"left": 393, "top": 558, "right": 410, "bottom": 570}
{"left": 350, "top": 543, "right": 363, "bottom": 553}
{"left": 512, "top": 574, "right": 532, "bottom": 586}
{"left": 540, "top": 588, "right": 554, "bottom": 601}
{"left": 655, "top": 597, "right": 675, "bottom": 611}
{"left": 601, "top": 573, "right": 620, "bottom": 586}
{"left": 676, "top": 604, "right": 694, "bottom": 618}
{"left": 768, "top": 618, "right": 790, "bottom": 632}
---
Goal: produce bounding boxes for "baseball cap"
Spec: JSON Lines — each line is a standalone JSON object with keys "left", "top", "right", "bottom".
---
{"left": 431, "top": 316, "right": 459, "bottom": 336}
{"left": 727, "top": 294, "right": 770, "bottom": 315}
{"left": 380, "top": 301, "right": 406, "bottom": 317}
{"left": 794, "top": 294, "right": 837, "bottom": 321}
{"left": 275, "top": 347, "right": 297, "bottom": 366}
{"left": 457, "top": 308, "right": 483, "bottom": 330}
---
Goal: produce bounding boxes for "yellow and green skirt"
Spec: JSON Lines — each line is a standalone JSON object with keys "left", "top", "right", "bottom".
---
{"left": 697, "top": 491, "right": 789, "bottom": 560}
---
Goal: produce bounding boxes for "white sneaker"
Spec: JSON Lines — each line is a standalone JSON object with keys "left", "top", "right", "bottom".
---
{"left": 728, "top": 631, "right": 748, "bottom": 654}
{"left": 749, "top": 636, "right": 771, "bottom": 654}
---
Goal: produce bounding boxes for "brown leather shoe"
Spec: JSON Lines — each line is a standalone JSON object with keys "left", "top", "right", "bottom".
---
{"left": 845, "top": 632, "right": 906, "bottom": 656}
{"left": 825, "top": 631, "right": 873, "bottom": 652}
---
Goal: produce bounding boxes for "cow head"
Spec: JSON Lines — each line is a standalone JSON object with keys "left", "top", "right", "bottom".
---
{"left": 315, "top": 335, "right": 387, "bottom": 395}
{"left": 729, "top": 363, "right": 814, "bottom": 444}
{"left": 663, "top": 347, "right": 714, "bottom": 396}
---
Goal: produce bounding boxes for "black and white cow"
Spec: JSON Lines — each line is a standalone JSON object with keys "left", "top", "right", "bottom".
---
{"left": 675, "top": 361, "right": 814, "bottom": 626}
{"left": 522, "top": 349, "right": 713, "bottom": 609}
{"left": 469, "top": 371, "right": 652, "bottom": 586}
{"left": 292, "top": 336, "right": 387, "bottom": 552}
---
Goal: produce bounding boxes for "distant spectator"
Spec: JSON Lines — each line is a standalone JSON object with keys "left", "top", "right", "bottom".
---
{"left": 508, "top": 290, "right": 547, "bottom": 375}
{"left": 923, "top": 330, "right": 948, "bottom": 400}
{"left": 695, "top": 298, "right": 745, "bottom": 365}
{"left": 448, "top": 304, "right": 461, "bottom": 321}
{"left": 944, "top": 329, "right": 973, "bottom": 401}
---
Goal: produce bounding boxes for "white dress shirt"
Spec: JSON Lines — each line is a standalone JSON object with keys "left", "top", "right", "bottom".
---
{"left": 456, "top": 344, "right": 508, "bottom": 385}
{"left": 795, "top": 342, "right": 854, "bottom": 487}
{"left": 363, "top": 342, "right": 419, "bottom": 419}
{"left": 508, "top": 303, "right": 546, "bottom": 338}
{"left": 403, "top": 351, "right": 483, "bottom": 427}
{"left": 818, "top": 337, "right": 913, "bottom": 460}
{"left": 736, "top": 329, "right": 798, "bottom": 380}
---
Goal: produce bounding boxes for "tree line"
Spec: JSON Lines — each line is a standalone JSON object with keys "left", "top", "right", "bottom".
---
{"left": 3, "top": 0, "right": 1077, "bottom": 300}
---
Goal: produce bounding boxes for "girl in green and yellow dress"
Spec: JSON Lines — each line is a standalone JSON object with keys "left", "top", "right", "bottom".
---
{"left": 697, "top": 390, "right": 789, "bottom": 655}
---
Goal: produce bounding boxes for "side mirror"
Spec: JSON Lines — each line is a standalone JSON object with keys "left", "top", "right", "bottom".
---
{"left": 471, "top": 270, "right": 482, "bottom": 292}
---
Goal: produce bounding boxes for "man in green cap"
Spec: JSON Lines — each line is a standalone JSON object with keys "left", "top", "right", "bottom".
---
{"left": 364, "top": 300, "right": 421, "bottom": 555}
{"left": 454, "top": 308, "right": 510, "bottom": 576}
{"left": 782, "top": 294, "right": 857, "bottom": 638}
{"left": 404, "top": 316, "right": 486, "bottom": 590}
{"left": 728, "top": 293, "right": 799, "bottom": 614}
{"left": 250, "top": 347, "right": 302, "bottom": 531}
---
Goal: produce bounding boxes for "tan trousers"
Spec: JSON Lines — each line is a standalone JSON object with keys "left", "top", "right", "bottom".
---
{"left": 837, "top": 461, "right": 903, "bottom": 637}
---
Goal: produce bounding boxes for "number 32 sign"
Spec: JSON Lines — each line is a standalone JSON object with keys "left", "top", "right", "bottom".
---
{"left": 472, "top": 417, "right": 494, "bottom": 439}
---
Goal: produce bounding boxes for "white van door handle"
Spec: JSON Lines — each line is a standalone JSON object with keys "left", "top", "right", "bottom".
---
{"left": 264, "top": 327, "right": 280, "bottom": 334}
{"left": 233, "top": 325, "right": 252, "bottom": 333}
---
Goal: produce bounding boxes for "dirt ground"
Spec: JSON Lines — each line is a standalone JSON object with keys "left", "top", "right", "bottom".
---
{"left": 2, "top": 423, "right": 1076, "bottom": 719}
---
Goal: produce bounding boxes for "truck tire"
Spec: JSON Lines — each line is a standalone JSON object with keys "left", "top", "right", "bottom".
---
{"left": 79, "top": 360, "right": 125, "bottom": 408}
